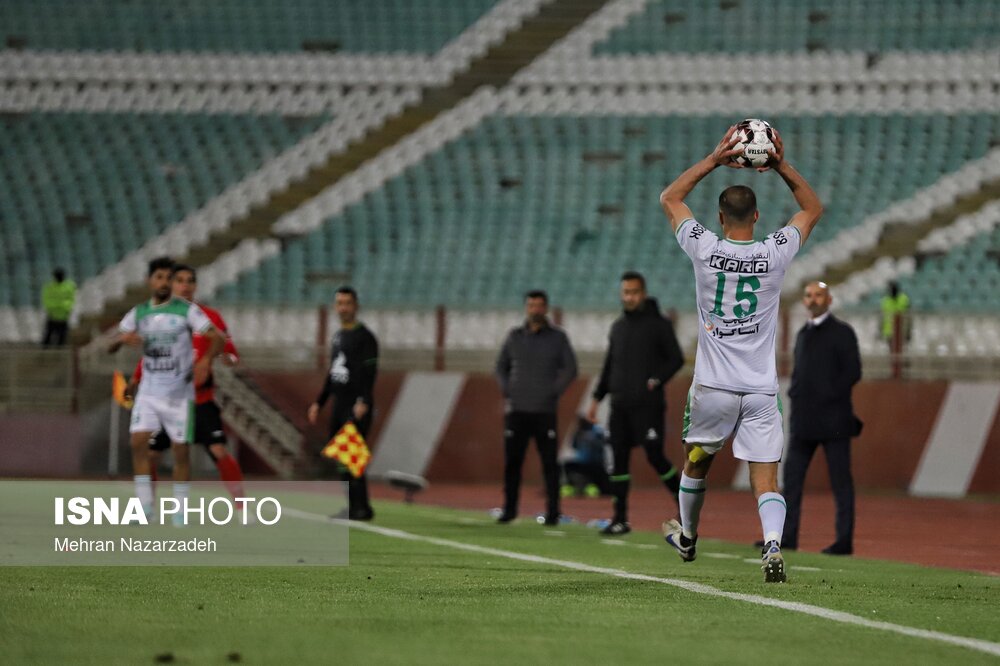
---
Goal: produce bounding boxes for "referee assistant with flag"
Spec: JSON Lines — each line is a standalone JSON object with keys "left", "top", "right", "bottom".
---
{"left": 308, "top": 286, "right": 378, "bottom": 521}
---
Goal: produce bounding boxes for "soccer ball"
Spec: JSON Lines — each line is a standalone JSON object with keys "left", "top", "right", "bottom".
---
{"left": 730, "top": 119, "right": 776, "bottom": 168}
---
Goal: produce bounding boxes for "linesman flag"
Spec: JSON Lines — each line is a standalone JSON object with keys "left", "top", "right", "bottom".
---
{"left": 321, "top": 421, "right": 371, "bottom": 478}
{"left": 112, "top": 371, "right": 134, "bottom": 409}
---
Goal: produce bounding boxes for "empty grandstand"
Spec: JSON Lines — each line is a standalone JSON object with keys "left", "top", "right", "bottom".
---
{"left": 1, "top": 0, "right": 999, "bottom": 453}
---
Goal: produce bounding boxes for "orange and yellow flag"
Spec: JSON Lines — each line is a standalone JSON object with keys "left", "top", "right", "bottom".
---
{"left": 321, "top": 421, "right": 371, "bottom": 478}
{"left": 112, "top": 371, "right": 134, "bottom": 409}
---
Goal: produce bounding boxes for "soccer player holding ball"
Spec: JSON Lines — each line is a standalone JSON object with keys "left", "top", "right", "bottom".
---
{"left": 658, "top": 123, "right": 823, "bottom": 583}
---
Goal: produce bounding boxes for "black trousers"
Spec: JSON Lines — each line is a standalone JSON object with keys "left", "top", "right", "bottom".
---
{"left": 782, "top": 436, "right": 855, "bottom": 550}
{"left": 329, "top": 402, "right": 373, "bottom": 513}
{"left": 608, "top": 401, "right": 680, "bottom": 523}
{"left": 42, "top": 319, "right": 68, "bottom": 346}
{"left": 503, "top": 411, "right": 560, "bottom": 519}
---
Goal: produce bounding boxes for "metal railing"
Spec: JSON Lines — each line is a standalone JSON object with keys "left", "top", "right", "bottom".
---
{"left": 212, "top": 365, "right": 304, "bottom": 478}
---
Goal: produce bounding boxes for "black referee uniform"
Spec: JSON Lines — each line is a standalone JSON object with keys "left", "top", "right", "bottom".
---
{"left": 594, "top": 297, "right": 684, "bottom": 528}
{"left": 315, "top": 322, "right": 378, "bottom": 519}
{"left": 495, "top": 318, "right": 577, "bottom": 524}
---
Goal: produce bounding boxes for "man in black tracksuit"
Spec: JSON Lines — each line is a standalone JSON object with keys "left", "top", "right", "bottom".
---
{"left": 495, "top": 290, "right": 578, "bottom": 525}
{"left": 783, "top": 281, "right": 862, "bottom": 554}
{"left": 587, "top": 271, "right": 684, "bottom": 535}
{"left": 308, "top": 286, "right": 379, "bottom": 520}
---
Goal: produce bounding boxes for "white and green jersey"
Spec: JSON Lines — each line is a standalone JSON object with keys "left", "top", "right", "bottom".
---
{"left": 676, "top": 218, "right": 801, "bottom": 394}
{"left": 118, "top": 298, "right": 213, "bottom": 400}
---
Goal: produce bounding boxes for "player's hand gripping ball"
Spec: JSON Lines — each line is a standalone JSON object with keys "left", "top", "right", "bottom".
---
{"left": 729, "top": 119, "right": 777, "bottom": 169}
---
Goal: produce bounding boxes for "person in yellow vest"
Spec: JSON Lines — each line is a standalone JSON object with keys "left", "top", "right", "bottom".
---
{"left": 880, "top": 281, "right": 911, "bottom": 351}
{"left": 41, "top": 268, "right": 76, "bottom": 346}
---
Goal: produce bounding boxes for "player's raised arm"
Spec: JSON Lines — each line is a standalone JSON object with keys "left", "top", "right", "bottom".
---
{"left": 768, "top": 132, "right": 823, "bottom": 245}
{"left": 660, "top": 126, "right": 743, "bottom": 233}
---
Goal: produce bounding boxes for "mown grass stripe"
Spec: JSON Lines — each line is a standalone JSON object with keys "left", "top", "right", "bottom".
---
{"left": 281, "top": 508, "right": 1000, "bottom": 659}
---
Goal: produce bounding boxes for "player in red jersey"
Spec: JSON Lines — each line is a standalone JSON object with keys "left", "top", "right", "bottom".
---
{"left": 127, "top": 264, "right": 245, "bottom": 499}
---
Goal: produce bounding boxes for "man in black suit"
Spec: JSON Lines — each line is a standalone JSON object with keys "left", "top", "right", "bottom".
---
{"left": 783, "top": 281, "right": 862, "bottom": 555}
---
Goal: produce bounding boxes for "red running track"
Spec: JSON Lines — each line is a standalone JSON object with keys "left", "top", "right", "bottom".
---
{"left": 370, "top": 483, "right": 1000, "bottom": 575}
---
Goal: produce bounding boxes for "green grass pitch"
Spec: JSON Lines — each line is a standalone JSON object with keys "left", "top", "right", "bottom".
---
{"left": 1, "top": 500, "right": 998, "bottom": 664}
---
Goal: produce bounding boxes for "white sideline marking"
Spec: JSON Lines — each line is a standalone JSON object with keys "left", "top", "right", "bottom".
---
{"left": 282, "top": 508, "right": 1000, "bottom": 658}
{"left": 600, "top": 539, "right": 628, "bottom": 546}
{"left": 702, "top": 552, "right": 741, "bottom": 560}
{"left": 544, "top": 530, "right": 566, "bottom": 537}
{"left": 790, "top": 566, "right": 823, "bottom": 572}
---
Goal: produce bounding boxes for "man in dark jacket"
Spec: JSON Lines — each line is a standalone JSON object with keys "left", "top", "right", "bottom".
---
{"left": 586, "top": 272, "right": 684, "bottom": 535}
{"left": 495, "top": 290, "right": 578, "bottom": 525}
{"left": 308, "top": 286, "right": 379, "bottom": 521}
{"left": 783, "top": 281, "right": 862, "bottom": 554}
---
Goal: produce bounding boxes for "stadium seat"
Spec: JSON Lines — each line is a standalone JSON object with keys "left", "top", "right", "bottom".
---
{"left": 0, "top": 112, "right": 327, "bottom": 307}
{"left": 0, "top": 0, "right": 501, "bottom": 54}
{"left": 219, "top": 112, "right": 1000, "bottom": 311}
{"left": 594, "top": 0, "right": 999, "bottom": 55}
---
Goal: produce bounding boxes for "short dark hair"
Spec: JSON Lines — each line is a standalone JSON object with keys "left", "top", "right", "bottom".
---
{"left": 148, "top": 256, "right": 175, "bottom": 277}
{"left": 335, "top": 286, "right": 358, "bottom": 303}
{"left": 620, "top": 271, "right": 646, "bottom": 290}
{"left": 719, "top": 185, "right": 758, "bottom": 224}
{"left": 53, "top": 268, "right": 66, "bottom": 282}
{"left": 524, "top": 290, "right": 548, "bottom": 304}
{"left": 172, "top": 264, "right": 196, "bottom": 281}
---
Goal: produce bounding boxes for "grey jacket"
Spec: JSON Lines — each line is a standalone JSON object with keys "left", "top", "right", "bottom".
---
{"left": 496, "top": 320, "right": 578, "bottom": 414}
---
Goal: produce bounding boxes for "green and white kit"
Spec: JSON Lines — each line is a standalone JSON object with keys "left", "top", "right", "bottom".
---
{"left": 119, "top": 298, "right": 212, "bottom": 443}
{"left": 676, "top": 217, "right": 800, "bottom": 461}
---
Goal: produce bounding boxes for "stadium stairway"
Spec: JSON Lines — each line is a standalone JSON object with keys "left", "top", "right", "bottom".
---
{"left": 212, "top": 365, "right": 305, "bottom": 478}
{"left": 75, "top": 0, "right": 610, "bottom": 342}
{"left": 793, "top": 176, "right": 1000, "bottom": 297}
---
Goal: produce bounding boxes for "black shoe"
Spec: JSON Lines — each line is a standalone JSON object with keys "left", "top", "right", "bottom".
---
{"left": 349, "top": 507, "right": 374, "bottom": 522}
{"left": 821, "top": 543, "right": 852, "bottom": 555}
{"left": 600, "top": 521, "right": 631, "bottom": 536}
{"left": 542, "top": 513, "right": 561, "bottom": 526}
{"left": 496, "top": 512, "right": 516, "bottom": 524}
{"left": 331, "top": 506, "right": 374, "bottom": 521}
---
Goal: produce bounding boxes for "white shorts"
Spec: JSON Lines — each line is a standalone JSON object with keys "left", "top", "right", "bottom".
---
{"left": 130, "top": 394, "right": 193, "bottom": 444}
{"left": 681, "top": 384, "right": 784, "bottom": 462}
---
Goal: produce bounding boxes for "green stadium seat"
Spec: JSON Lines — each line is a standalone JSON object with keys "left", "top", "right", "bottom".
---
{"left": 0, "top": 112, "right": 326, "bottom": 307}
{"left": 0, "top": 0, "right": 499, "bottom": 54}
{"left": 594, "top": 0, "right": 998, "bottom": 55}
{"left": 218, "top": 112, "right": 1000, "bottom": 311}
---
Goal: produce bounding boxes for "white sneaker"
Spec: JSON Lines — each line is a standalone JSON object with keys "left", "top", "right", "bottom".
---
{"left": 663, "top": 519, "right": 697, "bottom": 562}
{"left": 761, "top": 541, "right": 787, "bottom": 583}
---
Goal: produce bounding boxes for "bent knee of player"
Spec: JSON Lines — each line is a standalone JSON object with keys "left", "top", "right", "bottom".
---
{"left": 682, "top": 443, "right": 714, "bottom": 478}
